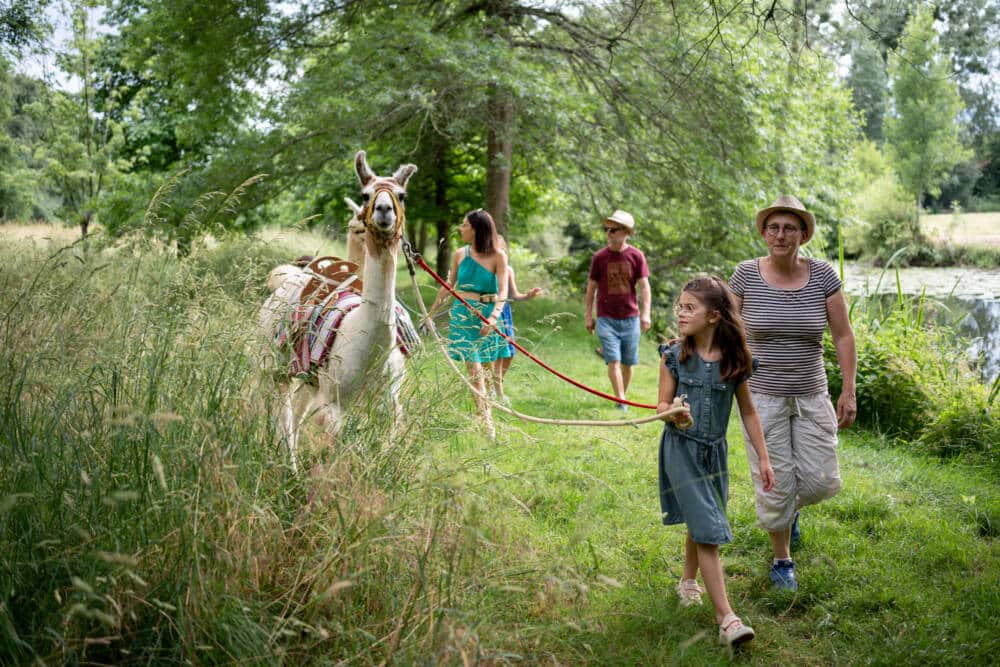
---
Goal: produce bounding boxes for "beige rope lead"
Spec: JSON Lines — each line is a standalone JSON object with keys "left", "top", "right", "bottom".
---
{"left": 405, "top": 267, "right": 687, "bottom": 427}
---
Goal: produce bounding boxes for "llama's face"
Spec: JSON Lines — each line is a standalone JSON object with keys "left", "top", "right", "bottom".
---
{"left": 363, "top": 179, "right": 406, "bottom": 236}
{"left": 354, "top": 151, "right": 417, "bottom": 239}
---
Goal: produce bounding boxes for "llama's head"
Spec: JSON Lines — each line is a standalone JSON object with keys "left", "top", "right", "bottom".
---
{"left": 344, "top": 197, "right": 367, "bottom": 268}
{"left": 355, "top": 150, "right": 417, "bottom": 243}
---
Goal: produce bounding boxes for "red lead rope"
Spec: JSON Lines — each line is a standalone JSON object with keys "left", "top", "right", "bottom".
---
{"left": 414, "top": 255, "right": 657, "bottom": 410}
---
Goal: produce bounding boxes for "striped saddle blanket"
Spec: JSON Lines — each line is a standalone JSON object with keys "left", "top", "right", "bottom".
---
{"left": 272, "top": 290, "right": 420, "bottom": 377}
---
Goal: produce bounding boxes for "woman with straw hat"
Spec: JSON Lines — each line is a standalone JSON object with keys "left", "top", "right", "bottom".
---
{"left": 728, "top": 195, "right": 857, "bottom": 592}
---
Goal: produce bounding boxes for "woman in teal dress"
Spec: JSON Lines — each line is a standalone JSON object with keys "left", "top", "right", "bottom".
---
{"left": 428, "top": 209, "right": 510, "bottom": 436}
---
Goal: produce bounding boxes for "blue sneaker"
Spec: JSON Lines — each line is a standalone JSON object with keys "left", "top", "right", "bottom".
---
{"left": 769, "top": 559, "right": 798, "bottom": 592}
{"left": 790, "top": 511, "right": 801, "bottom": 549}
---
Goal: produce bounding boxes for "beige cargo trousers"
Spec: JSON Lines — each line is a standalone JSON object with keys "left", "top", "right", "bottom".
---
{"left": 740, "top": 392, "right": 842, "bottom": 531}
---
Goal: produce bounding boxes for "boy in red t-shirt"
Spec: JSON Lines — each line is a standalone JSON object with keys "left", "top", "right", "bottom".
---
{"left": 584, "top": 210, "right": 651, "bottom": 410}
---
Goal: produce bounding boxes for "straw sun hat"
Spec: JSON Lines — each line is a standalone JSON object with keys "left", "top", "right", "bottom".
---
{"left": 754, "top": 195, "right": 816, "bottom": 243}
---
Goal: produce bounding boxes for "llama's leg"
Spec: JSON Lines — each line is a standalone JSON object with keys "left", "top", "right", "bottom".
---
{"left": 320, "top": 402, "right": 344, "bottom": 441}
{"left": 387, "top": 352, "right": 406, "bottom": 441}
{"left": 287, "top": 379, "right": 320, "bottom": 471}
{"left": 280, "top": 382, "right": 298, "bottom": 473}
{"left": 390, "top": 390, "right": 404, "bottom": 441}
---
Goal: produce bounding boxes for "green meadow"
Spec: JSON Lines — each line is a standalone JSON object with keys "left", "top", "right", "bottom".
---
{"left": 922, "top": 211, "right": 1000, "bottom": 248}
{"left": 2, "top": 233, "right": 999, "bottom": 665}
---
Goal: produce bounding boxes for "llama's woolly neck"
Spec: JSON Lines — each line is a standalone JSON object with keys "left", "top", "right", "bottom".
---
{"left": 358, "top": 240, "right": 398, "bottom": 325}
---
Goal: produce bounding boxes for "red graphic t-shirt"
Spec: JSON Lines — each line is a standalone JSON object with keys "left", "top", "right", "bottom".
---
{"left": 588, "top": 245, "right": 649, "bottom": 319}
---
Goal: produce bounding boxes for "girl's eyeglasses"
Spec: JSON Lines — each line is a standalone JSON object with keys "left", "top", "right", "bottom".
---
{"left": 603, "top": 226, "right": 625, "bottom": 233}
{"left": 673, "top": 303, "right": 701, "bottom": 315}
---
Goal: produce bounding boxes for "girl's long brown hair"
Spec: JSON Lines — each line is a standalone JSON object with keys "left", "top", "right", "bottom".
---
{"left": 677, "top": 275, "right": 753, "bottom": 382}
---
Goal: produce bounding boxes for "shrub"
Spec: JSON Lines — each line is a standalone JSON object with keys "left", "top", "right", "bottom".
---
{"left": 826, "top": 319, "right": 930, "bottom": 439}
{"left": 827, "top": 288, "right": 1000, "bottom": 458}
{"left": 918, "top": 390, "right": 1000, "bottom": 460}
{"left": 858, "top": 173, "right": 915, "bottom": 263}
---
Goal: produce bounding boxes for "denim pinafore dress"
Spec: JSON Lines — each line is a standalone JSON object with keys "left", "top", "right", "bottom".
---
{"left": 658, "top": 342, "right": 756, "bottom": 545}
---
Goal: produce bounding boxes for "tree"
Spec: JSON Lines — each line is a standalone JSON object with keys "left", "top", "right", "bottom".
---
{"left": 0, "top": 56, "right": 61, "bottom": 221}
{"left": 35, "top": 1, "right": 131, "bottom": 238}
{"left": 37, "top": 0, "right": 863, "bottom": 299}
{"left": 0, "top": 0, "right": 50, "bottom": 52}
{"left": 884, "top": 7, "right": 972, "bottom": 238}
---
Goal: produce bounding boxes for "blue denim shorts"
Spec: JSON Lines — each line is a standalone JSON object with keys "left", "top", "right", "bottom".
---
{"left": 596, "top": 316, "right": 640, "bottom": 366}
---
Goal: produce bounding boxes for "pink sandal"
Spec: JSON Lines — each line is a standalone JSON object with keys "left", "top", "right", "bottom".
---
{"left": 718, "top": 612, "right": 755, "bottom": 647}
{"left": 676, "top": 578, "right": 703, "bottom": 608}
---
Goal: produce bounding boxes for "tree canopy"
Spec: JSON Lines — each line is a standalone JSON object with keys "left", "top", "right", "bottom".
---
{"left": 2, "top": 0, "right": 996, "bottom": 280}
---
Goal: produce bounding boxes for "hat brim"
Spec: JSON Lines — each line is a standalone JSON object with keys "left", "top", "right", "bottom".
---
{"left": 755, "top": 206, "right": 816, "bottom": 243}
{"left": 603, "top": 218, "right": 634, "bottom": 230}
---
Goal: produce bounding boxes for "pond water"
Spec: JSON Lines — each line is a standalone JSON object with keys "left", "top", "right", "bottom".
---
{"left": 841, "top": 262, "right": 1000, "bottom": 383}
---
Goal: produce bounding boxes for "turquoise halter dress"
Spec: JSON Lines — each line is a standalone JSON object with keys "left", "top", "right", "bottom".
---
{"left": 448, "top": 246, "right": 514, "bottom": 363}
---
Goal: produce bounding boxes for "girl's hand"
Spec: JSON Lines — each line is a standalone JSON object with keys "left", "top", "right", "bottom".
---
{"left": 671, "top": 395, "right": 693, "bottom": 429}
{"left": 759, "top": 460, "right": 775, "bottom": 492}
{"left": 526, "top": 286, "right": 544, "bottom": 299}
{"left": 658, "top": 400, "right": 692, "bottom": 427}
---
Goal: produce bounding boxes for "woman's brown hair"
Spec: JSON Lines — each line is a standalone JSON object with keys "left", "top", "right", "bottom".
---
{"left": 466, "top": 208, "right": 499, "bottom": 255}
{"left": 677, "top": 275, "right": 753, "bottom": 382}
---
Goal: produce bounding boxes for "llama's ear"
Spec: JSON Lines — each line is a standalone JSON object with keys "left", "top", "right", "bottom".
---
{"left": 393, "top": 163, "right": 417, "bottom": 187}
{"left": 344, "top": 197, "right": 362, "bottom": 215}
{"left": 355, "top": 151, "right": 375, "bottom": 186}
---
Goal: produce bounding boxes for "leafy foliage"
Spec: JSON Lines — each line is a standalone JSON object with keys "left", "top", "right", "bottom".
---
{"left": 884, "top": 8, "right": 973, "bottom": 232}
{"left": 825, "top": 284, "right": 999, "bottom": 459}
{"left": 919, "top": 390, "right": 1000, "bottom": 459}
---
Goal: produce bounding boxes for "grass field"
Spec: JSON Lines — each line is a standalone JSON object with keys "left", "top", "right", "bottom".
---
{"left": 1, "top": 230, "right": 999, "bottom": 664}
{"left": 923, "top": 211, "right": 1000, "bottom": 247}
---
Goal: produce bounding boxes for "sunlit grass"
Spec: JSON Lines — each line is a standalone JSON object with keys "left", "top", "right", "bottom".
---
{"left": 0, "top": 220, "right": 82, "bottom": 243}
{"left": 923, "top": 211, "right": 1000, "bottom": 247}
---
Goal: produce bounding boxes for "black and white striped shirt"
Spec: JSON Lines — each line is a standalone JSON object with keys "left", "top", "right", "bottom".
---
{"left": 729, "top": 258, "right": 842, "bottom": 396}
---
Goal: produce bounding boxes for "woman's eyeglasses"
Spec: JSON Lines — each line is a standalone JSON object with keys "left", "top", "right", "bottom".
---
{"left": 764, "top": 224, "right": 803, "bottom": 237}
{"left": 604, "top": 226, "right": 625, "bottom": 234}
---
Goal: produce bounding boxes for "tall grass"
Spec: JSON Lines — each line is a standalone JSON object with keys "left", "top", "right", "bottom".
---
{"left": 0, "top": 237, "right": 497, "bottom": 664}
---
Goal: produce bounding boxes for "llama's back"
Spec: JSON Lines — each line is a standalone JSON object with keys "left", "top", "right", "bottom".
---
{"left": 258, "top": 264, "right": 309, "bottom": 343}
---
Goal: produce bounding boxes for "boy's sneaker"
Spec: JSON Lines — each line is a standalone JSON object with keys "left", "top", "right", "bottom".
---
{"left": 769, "top": 559, "right": 798, "bottom": 592}
{"left": 676, "top": 578, "right": 703, "bottom": 608}
{"left": 718, "top": 613, "right": 755, "bottom": 647}
{"left": 790, "top": 511, "right": 801, "bottom": 549}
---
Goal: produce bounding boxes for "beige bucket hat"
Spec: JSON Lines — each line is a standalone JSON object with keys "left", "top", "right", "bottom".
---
{"left": 755, "top": 195, "right": 816, "bottom": 243}
{"left": 604, "top": 209, "right": 635, "bottom": 230}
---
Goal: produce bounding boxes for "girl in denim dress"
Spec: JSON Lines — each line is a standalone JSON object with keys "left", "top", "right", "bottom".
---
{"left": 657, "top": 276, "right": 775, "bottom": 648}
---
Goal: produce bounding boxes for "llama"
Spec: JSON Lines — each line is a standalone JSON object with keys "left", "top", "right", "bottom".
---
{"left": 260, "top": 151, "right": 416, "bottom": 470}
{"left": 344, "top": 197, "right": 366, "bottom": 269}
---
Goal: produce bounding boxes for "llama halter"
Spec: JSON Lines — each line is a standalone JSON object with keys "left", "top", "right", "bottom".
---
{"left": 361, "top": 183, "right": 406, "bottom": 241}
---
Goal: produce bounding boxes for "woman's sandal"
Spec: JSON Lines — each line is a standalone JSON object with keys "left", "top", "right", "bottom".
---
{"left": 676, "top": 578, "right": 703, "bottom": 608}
{"left": 718, "top": 612, "right": 755, "bottom": 647}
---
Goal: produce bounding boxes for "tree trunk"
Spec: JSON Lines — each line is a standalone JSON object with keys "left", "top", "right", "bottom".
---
{"left": 429, "top": 136, "right": 452, "bottom": 277}
{"left": 435, "top": 213, "right": 450, "bottom": 277}
{"left": 417, "top": 217, "right": 428, "bottom": 257}
{"left": 485, "top": 84, "right": 514, "bottom": 240}
{"left": 80, "top": 210, "right": 93, "bottom": 240}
